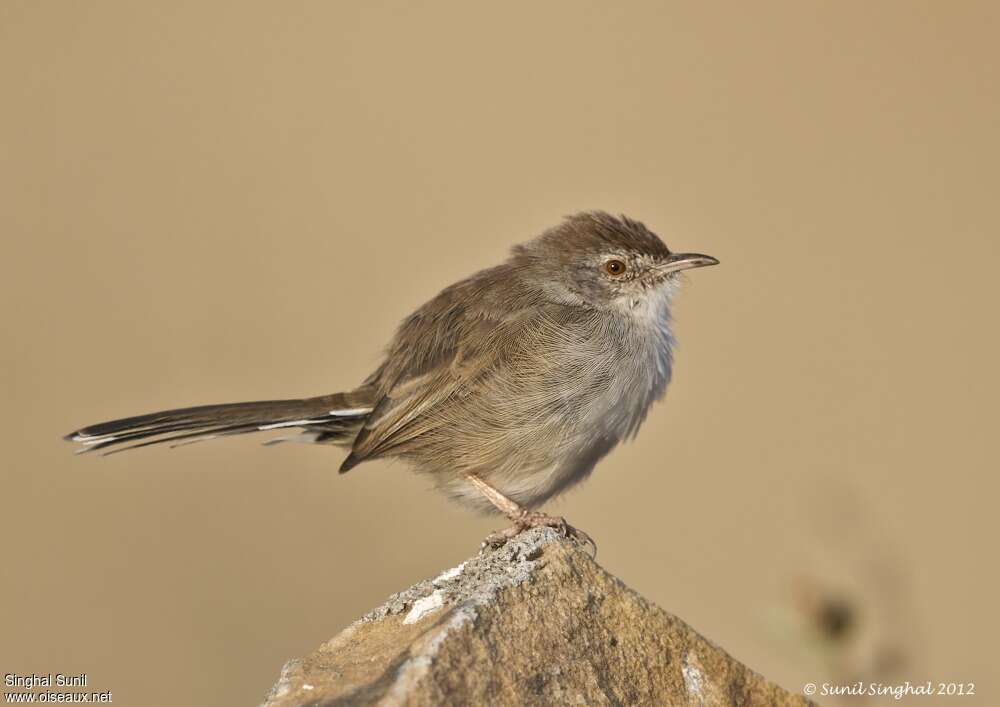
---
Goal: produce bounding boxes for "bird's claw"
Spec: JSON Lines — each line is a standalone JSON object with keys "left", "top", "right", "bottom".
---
{"left": 481, "top": 512, "right": 597, "bottom": 558}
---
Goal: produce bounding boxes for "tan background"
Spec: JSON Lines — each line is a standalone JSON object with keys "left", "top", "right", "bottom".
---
{"left": 2, "top": 2, "right": 998, "bottom": 705}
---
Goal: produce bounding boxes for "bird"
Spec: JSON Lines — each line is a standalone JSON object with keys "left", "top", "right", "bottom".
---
{"left": 66, "top": 212, "right": 718, "bottom": 550}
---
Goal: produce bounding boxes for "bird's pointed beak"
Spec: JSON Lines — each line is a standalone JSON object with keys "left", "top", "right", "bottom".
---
{"left": 656, "top": 252, "right": 720, "bottom": 274}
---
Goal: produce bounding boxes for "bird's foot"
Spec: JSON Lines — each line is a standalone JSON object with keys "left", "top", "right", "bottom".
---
{"left": 483, "top": 511, "right": 597, "bottom": 557}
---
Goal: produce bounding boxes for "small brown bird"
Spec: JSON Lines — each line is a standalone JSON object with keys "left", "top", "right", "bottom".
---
{"left": 66, "top": 212, "right": 718, "bottom": 548}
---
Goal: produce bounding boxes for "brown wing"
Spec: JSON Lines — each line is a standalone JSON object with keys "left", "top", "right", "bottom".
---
{"left": 338, "top": 317, "right": 510, "bottom": 471}
{"left": 339, "top": 266, "right": 544, "bottom": 472}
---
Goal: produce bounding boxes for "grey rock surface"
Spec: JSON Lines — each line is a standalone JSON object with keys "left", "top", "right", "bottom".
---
{"left": 261, "top": 528, "right": 811, "bottom": 706}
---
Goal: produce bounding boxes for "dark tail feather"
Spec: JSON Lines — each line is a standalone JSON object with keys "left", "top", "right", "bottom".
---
{"left": 65, "top": 391, "right": 374, "bottom": 455}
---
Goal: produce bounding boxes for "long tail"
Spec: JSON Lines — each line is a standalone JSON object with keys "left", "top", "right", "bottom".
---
{"left": 65, "top": 390, "right": 374, "bottom": 455}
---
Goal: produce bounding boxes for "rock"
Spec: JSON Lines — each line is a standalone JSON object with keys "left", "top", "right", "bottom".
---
{"left": 261, "top": 528, "right": 811, "bottom": 706}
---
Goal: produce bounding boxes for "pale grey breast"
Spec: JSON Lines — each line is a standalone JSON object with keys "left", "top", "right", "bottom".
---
{"left": 412, "top": 298, "right": 675, "bottom": 510}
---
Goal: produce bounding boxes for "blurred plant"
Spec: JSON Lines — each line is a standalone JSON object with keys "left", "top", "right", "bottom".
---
{"left": 768, "top": 479, "right": 918, "bottom": 705}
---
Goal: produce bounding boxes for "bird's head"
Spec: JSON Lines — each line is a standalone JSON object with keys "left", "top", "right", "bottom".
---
{"left": 511, "top": 211, "right": 718, "bottom": 313}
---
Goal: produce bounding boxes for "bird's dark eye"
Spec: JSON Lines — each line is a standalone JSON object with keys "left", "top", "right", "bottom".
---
{"left": 603, "top": 259, "right": 627, "bottom": 276}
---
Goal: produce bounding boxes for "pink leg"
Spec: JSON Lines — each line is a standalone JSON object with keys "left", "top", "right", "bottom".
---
{"left": 464, "top": 473, "right": 597, "bottom": 556}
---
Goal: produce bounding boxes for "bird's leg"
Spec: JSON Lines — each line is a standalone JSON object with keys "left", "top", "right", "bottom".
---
{"left": 464, "top": 474, "right": 596, "bottom": 556}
